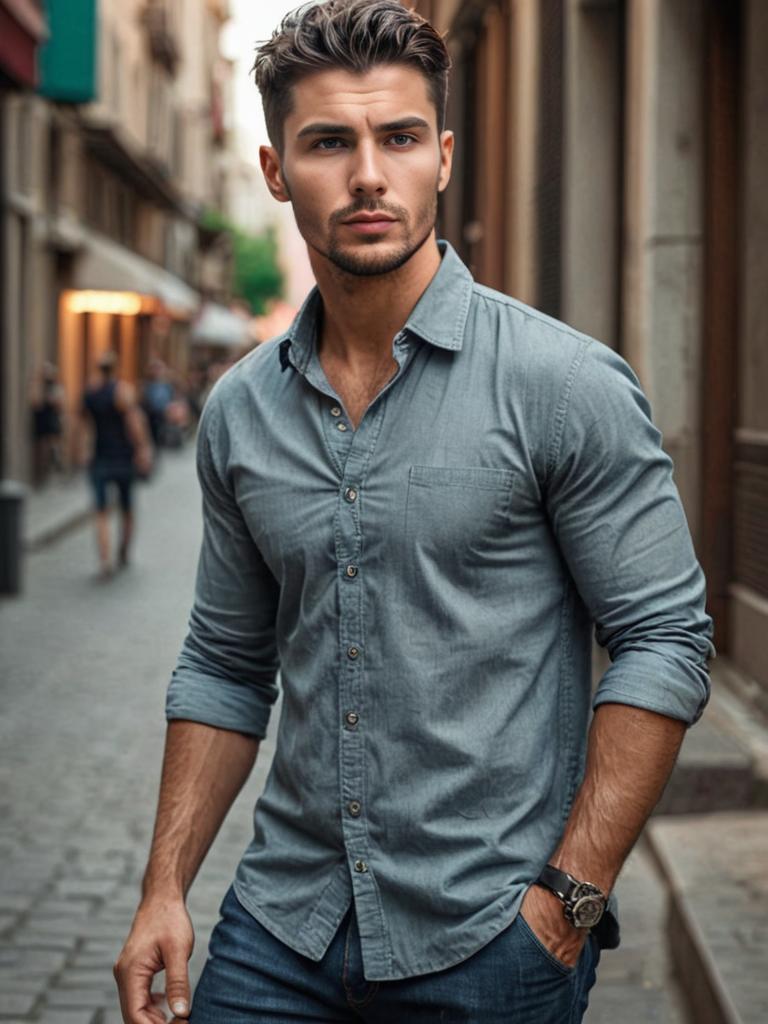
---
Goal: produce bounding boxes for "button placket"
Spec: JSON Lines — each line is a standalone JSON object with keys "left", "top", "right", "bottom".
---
{"left": 332, "top": 407, "right": 386, "bottom": 900}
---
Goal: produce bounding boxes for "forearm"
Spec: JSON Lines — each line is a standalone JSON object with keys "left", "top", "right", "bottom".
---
{"left": 76, "top": 415, "right": 91, "bottom": 464}
{"left": 550, "top": 702, "right": 686, "bottom": 893}
{"left": 125, "top": 405, "right": 150, "bottom": 450}
{"left": 141, "top": 719, "right": 259, "bottom": 902}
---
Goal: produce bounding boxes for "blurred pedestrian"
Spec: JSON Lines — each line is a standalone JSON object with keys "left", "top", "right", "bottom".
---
{"left": 29, "top": 361, "right": 64, "bottom": 484}
{"left": 81, "top": 352, "right": 152, "bottom": 579}
{"left": 184, "top": 364, "right": 208, "bottom": 424}
{"left": 141, "top": 359, "right": 174, "bottom": 449}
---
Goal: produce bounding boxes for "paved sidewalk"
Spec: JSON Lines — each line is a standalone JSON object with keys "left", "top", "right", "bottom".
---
{"left": 649, "top": 812, "right": 768, "bottom": 1024}
{"left": 1, "top": 445, "right": 265, "bottom": 1023}
{"left": 22, "top": 473, "right": 92, "bottom": 552}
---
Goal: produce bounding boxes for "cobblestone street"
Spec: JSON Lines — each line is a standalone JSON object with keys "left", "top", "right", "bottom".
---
{"left": 1, "top": 445, "right": 686, "bottom": 1023}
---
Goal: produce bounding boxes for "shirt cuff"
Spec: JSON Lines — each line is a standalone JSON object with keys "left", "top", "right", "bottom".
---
{"left": 166, "top": 665, "right": 278, "bottom": 739}
{"left": 592, "top": 647, "right": 711, "bottom": 725}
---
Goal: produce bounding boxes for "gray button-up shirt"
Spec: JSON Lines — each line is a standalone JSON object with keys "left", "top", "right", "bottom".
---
{"left": 166, "top": 240, "right": 713, "bottom": 981}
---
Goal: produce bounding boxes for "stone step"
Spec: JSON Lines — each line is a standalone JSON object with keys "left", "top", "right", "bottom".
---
{"left": 647, "top": 812, "right": 768, "bottom": 1024}
{"left": 653, "top": 661, "right": 768, "bottom": 816}
{"left": 656, "top": 714, "right": 755, "bottom": 815}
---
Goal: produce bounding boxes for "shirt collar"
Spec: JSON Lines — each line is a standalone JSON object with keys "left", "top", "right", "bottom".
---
{"left": 279, "top": 240, "right": 474, "bottom": 372}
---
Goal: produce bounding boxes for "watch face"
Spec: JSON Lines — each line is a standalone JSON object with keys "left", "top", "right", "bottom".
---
{"left": 572, "top": 894, "right": 605, "bottom": 928}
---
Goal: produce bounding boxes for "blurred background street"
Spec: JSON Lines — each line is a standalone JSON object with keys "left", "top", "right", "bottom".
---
{"left": 2, "top": 0, "right": 768, "bottom": 1022}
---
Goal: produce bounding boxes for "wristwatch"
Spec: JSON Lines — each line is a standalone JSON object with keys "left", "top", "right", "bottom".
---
{"left": 535, "top": 864, "right": 607, "bottom": 929}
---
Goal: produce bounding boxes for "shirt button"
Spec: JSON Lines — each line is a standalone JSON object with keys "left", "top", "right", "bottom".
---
{"left": 344, "top": 486, "right": 358, "bottom": 503}
{"left": 345, "top": 711, "right": 359, "bottom": 727}
{"left": 354, "top": 859, "right": 368, "bottom": 873}
{"left": 347, "top": 645, "right": 360, "bottom": 659}
{"left": 348, "top": 800, "right": 362, "bottom": 817}
{"left": 330, "top": 406, "right": 342, "bottom": 417}
{"left": 337, "top": 422, "right": 348, "bottom": 432}
{"left": 345, "top": 564, "right": 358, "bottom": 578}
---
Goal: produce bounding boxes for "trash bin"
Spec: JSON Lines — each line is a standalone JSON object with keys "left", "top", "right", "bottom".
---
{"left": 0, "top": 480, "right": 27, "bottom": 596}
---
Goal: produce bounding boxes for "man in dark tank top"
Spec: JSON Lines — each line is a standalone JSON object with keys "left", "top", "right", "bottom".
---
{"left": 81, "top": 352, "right": 153, "bottom": 579}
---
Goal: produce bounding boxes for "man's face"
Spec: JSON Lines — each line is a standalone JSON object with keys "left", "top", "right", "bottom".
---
{"left": 260, "top": 64, "right": 454, "bottom": 277}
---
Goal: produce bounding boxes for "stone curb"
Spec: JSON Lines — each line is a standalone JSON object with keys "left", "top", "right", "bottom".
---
{"left": 24, "top": 505, "right": 92, "bottom": 553}
{"left": 647, "top": 821, "right": 747, "bottom": 1024}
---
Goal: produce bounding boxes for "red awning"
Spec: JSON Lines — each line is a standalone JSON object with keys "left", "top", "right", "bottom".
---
{"left": 0, "top": 0, "right": 47, "bottom": 87}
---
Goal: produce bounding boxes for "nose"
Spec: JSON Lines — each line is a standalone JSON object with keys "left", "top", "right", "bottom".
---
{"left": 348, "top": 140, "right": 387, "bottom": 197}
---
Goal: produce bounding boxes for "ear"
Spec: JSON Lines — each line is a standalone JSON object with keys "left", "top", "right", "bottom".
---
{"left": 260, "top": 145, "right": 291, "bottom": 203}
{"left": 437, "top": 130, "right": 454, "bottom": 193}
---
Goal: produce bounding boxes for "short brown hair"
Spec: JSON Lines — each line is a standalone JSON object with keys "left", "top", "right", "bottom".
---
{"left": 253, "top": 1, "right": 451, "bottom": 153}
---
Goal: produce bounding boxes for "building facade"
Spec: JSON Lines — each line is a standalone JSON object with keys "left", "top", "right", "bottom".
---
{"left": 0, "top": 0, "right": 239, "bottom": 485}
{"left": 0, "top": 0, "right": 48, "bottom": 483}
{"left": 416, "top": 0, "right": 768, "bottom": 701}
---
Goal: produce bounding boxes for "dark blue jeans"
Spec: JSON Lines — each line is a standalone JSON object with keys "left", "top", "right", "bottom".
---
{"left": 190, "top": 886, "right": 600, "bottom": 1023}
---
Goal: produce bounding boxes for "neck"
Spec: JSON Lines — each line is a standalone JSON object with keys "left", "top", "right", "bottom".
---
{"left": 310, "top": 232, "right": 442, "bottom": 364}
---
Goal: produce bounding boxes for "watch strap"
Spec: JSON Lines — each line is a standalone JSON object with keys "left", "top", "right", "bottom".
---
{"left": 536, "top": 863, "right": 580, "bottom": 903}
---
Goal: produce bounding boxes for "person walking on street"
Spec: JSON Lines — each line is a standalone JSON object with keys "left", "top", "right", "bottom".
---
{"left": 81, "top": 352, "right": 152, "bottom": 579}
{"left": 142, "top": 359, "right": 175, "bottom": 450}
{"left": 115, "top": 3, "right": 714, "bottom": 1021}
{"left": 29, "top": 361, "right": 65, "bottom": 484}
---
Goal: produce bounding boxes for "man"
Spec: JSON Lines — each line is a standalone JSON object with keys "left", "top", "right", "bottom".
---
{"left": 141, "top": 359, "right": 174, "bottom": 450}
{"left": 82, "top": 352, "right": 152, "bottom": 579}
{"left": 115, "top": 2, "right": 713, "bottom": 1021}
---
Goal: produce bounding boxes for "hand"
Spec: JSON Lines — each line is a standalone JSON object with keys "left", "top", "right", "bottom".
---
{"left": 114, "top": 896, "right": 194, "bottom": 1023}
{"left": 519, "top": 883, "right": 588, "bottom": 969}
{"left": 134, "top": 444, "right": 153, "bottom": 478}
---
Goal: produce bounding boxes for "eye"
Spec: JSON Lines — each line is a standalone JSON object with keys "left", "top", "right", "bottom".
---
{"left": 388, "top": 134, "right": 416, "bottom": 147}
{"left": 313, "top": 137, "right": 347, "bottom": 150}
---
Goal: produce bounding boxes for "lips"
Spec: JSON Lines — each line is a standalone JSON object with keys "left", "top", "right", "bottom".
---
{"left": 341, "top": 214, "right": 398, "bottom": 235}
{"left": 343, "top": 214, "right": 397, "bottom": 225}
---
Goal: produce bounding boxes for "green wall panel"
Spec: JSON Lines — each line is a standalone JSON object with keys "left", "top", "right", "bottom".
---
{"left": 39, "top": 0, "right": 97, "bottom": 103}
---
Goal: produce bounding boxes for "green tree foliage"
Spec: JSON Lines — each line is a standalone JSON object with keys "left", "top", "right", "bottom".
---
{"left": 202, "top": 210, "right": 284, "bottom": 315}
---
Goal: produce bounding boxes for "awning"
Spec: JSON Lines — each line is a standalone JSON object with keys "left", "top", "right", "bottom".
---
{"left": 73, "top": 231, "right": 199, "bottom": 316}
{"left": 190, "top": 302, "right": 250, "bottom": 349}
{"left": 0, "top": 0, "right": 47, "bottom": 87}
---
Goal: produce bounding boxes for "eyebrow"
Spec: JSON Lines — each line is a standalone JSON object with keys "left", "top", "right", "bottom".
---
{"left": 296, "top": 116, "right": 431, "bottom": 139}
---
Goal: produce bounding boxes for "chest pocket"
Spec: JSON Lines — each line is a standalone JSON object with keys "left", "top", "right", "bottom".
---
{"left": 404, "top": 465, "right": 516, "bottom": 563}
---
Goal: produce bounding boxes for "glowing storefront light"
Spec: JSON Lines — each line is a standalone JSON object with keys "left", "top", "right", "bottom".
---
{"left": 64, "top": 290, "right": 147, "bottom": 315}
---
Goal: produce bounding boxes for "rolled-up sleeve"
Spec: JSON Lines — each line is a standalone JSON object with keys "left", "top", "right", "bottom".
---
{"left": 166, "top": 392, "right": 280, "bottom": 738}
{"left": 545, "top": 340, "right": 714, "bottom": 724}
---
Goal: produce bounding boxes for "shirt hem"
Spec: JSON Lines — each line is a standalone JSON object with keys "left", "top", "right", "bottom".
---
{"left": 233, "top": 878, "right": 530, "bottom": 981}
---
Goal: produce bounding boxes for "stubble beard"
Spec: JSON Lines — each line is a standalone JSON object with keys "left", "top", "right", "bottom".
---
{"left": 325, "top": 196, "right": 437, "bottom": 278}
{"left": 291, "top": 187, "right": 440, "bottom": 278}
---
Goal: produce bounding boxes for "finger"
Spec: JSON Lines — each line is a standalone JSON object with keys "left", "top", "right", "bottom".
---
{"left": 117, "top": 960, "right": 166, "bottom": 1024}
{"left": 163, "top": 946, "right": 192, "bottom": 1019}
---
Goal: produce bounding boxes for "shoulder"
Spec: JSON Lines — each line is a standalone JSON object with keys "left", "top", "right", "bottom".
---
{"left": 469, "top": 282, "right": 639, "bottom": 391}
{"left": 197, "top": 337, "right": 284, "bottom": 451}
{"left": 466, "top": 284, "right": 604, "bottom": 419}
{"left": 204, "top": 337, "right": 283, "bottom": 410}
{"left": 469, "top": 284, "right": 591, "bottom": 370}
{"left": 114, "top": 380, "right": 138, "bottom": 410}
